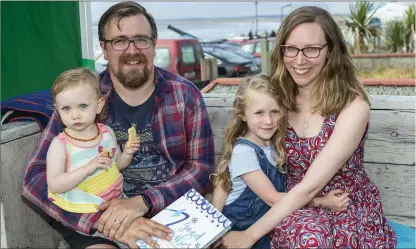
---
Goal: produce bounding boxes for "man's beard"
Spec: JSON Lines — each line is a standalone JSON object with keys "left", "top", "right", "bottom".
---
{"left": 116, "top": 53, "right": 151, "bottom": 90}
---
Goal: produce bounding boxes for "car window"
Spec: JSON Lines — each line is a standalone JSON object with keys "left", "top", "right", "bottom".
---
{"left": 203, "top": 52, "right": 214, "bottom": 59}
{"left": 154, "top": 48, "right": 170, "bottom": 69}
{"left": 206, "top": 48, "right": 248, "bottom": 64}
{"left": 195, "top": 45, "right": 203, "bottom": 63}
{"left": 181, "top": 45, "right": 196, "bottom": 65}
{"left": 255, "top": 43, "right": 262, "bottom": 53}
{"left": 268, "top": 41, "right": 275, "bottom": 51}
{"left": 241, "top": 43, "right": 254, "bottom": 54}
{"left": 229, "top": 47, "right": 254, "bottom": 59}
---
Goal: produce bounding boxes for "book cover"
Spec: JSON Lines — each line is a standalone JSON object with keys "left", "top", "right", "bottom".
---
{"left": 136, "top": 188, "right": 232, "bottom": 248}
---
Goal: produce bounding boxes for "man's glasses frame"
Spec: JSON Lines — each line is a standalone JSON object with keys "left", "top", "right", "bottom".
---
{"left": 103, "top": 36, "right": 155, "bottom": 51}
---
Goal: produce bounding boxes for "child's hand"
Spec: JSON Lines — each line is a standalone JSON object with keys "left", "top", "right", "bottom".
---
{"left": 320, "top": 189, "right": 350, "bottom": 212}
{"left": 84, "top": 152, "right": 113, "bottom": 175}
{"left": 124, "top": 138, "right": 140, "bottom": 156}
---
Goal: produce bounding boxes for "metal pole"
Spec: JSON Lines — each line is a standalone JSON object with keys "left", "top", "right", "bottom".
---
{"left": 255, "top": 1, "right": 258, "bottom": 36}
{"left": 280, "top": 4, "right": 292, "bottom": 23}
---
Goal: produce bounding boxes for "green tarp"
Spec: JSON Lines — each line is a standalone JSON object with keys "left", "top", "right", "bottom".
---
{"left": 1, "top": 1, "right": 82, "bottom": 100}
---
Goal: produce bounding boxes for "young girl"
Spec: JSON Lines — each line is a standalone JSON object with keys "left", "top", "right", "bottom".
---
{"left": 46, "top": 68, "right": 140, "bottom": 214}
{"left": 211, "top": 74, "right": 350, "bottom": 249}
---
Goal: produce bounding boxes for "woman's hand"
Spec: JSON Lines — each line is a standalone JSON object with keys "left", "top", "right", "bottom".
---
{"left": 212, "top": 230, "right": 256, "bottom": 249}
{"left": 319, "top": 189, "right": 350, "bottom": 212}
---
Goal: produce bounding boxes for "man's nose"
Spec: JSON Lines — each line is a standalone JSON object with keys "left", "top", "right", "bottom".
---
{"left": 125, "top": 41, "right": 141, "bottom": 54}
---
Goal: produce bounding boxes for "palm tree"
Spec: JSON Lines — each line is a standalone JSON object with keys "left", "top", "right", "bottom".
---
{"left": 384, "top": 20, "right": 406, "bottom": 53}
{"left": 403, "top": 5, "right": 415, "bottom": 52}
{"left": 346, "top": 1, "right": 381, "bottom": 54}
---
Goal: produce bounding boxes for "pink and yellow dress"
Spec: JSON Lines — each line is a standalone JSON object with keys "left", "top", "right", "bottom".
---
{"left": 48, "top": 124, "right": 123, "bottom": 213}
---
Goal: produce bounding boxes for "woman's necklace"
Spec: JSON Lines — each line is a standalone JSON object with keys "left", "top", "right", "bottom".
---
{"left": 303, "top": 112, "right": 314, "bottom": 129}
{"left": 63, "top": 123, "right": 100, "bottom": 142}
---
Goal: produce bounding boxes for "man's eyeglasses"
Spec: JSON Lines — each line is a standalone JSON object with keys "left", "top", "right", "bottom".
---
{"left": 103, "top": 36, "right": 154, "bottom": 51}
{"left": 280, "top": 44, "right": 328, "bottom": 58}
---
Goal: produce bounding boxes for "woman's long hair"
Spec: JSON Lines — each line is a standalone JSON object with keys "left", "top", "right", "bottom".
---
{"left": 213, "top": 74, "right": 287, "bottom": 193}
{"left": 270, "top": 6, "right": 370, "bottom": 116}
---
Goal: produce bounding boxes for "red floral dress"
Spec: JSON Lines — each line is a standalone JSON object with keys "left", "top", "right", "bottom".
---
{"left": 269, "top": 114, "right": 397, "bottom": 249}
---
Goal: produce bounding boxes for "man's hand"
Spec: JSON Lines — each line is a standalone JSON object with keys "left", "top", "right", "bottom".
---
{"left": 97, "top": 196, "right": 149, "bottom": 240}
{"left": 115, "top": 217, "right": 173, "bottom": 249}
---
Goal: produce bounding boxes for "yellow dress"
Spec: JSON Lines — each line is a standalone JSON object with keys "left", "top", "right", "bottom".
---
{"left": 48, "top": 123, "right": 123, "bottom": 213}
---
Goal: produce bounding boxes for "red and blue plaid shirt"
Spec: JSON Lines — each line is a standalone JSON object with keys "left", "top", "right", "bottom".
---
{"left": 21, "top": 67, "right": 215, "bottom": 234}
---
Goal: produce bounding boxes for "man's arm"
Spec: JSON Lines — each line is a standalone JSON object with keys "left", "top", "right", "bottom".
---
{"left": 21, "top": 111, "right": 102, "bottom": 234}
{"left": 142, "top": 90, "right": 215, "bottom": 216}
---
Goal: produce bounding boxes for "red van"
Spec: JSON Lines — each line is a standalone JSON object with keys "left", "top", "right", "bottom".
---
{"left": 154, "top": 38, "right": 204, "bottom": 87}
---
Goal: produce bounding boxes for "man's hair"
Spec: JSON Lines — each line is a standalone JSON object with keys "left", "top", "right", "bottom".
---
{"left": 270, "top": 6, "right": 369, "bottom": 116}
{"left": 98, "top": 1, "right": 158, "bottom": 41}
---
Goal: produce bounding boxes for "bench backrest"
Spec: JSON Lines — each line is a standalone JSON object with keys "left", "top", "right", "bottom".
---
{"left": 203, "top": 94, "right": 415, "bottom": 226}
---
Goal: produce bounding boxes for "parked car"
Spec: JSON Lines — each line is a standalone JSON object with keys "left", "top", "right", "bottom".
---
{"left": 240, "top": 38, "right": 276, "bottom": 58}
{"left": 202, "top": 43, "right": 262, "bottom": 66}
{"left": 154, "top": 38, "right": 204, "bottom": 87}
{"left": 202, "top": 46, "right": 261, "bottom": 77}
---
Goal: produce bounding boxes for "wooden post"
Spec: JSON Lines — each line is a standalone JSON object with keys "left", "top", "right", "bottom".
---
{"left": 209, "top": 58, "right": 218, "bottom": 80}
{"left": 201, "top": 58, "right": 208, "bottom": 82}
{"left": 201, "top": 58, "right": 218, "bottom": 81}
{"left": 260, "top": 38, "right": 270, "bottom": 74}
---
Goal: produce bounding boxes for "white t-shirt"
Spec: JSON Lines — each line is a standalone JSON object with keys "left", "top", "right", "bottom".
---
{"left": 225, "top": 142, "right": 277, "bottom": 205}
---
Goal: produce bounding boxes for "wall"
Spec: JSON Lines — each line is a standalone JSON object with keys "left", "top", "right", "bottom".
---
{"left": 352, "top": 53, "right": 415, "bottom": 73}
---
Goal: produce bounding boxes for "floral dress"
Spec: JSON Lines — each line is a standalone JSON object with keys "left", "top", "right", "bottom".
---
{"left": 269, "top": 114, "right": 397, "bottom": 248}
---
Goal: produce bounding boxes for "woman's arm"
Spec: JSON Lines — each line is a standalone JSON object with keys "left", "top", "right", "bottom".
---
{"left": 220, "top": 97, "right": 370, "bottom": 247}
{"left": 47, "top": 137, "right": 112, "bottom": 193}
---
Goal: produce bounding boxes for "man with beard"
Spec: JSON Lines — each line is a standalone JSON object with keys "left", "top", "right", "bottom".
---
{"left": 21, "top": 2, "right": 215, "bottom": 248}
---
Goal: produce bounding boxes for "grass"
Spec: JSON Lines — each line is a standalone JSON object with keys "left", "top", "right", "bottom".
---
{"left": 359, "top": 68, "right": 415, "bottom": 79}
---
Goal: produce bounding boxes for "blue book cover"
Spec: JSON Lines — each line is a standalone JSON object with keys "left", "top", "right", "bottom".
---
{"left": 136, "top": 188, "right": 232, "bottom": 248}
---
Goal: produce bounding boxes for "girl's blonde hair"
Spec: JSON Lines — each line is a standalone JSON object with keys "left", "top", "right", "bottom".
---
{"left": 270, "top": 6, "right": 370, "bottom": 116}
{"left": 52, "top": 67, "right": 106, "bottom": 121}
{"left": 213, "top": 74, "right": 287, "bottom": 193}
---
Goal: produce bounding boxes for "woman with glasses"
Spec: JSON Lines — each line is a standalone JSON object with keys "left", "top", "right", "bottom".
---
{"left": 214, "top": 6, "right": 396, "bottom": 249}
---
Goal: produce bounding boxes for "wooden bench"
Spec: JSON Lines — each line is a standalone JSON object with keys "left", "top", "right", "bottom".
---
{"left": 1, "top": 94, "right": 414, "bottom": 248}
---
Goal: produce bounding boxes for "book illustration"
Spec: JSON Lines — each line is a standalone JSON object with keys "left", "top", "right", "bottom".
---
{"left": 136, "top": 188, "right": 232, "bottom": 248}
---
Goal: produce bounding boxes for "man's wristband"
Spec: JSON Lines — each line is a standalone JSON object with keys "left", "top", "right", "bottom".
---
{"left": 141, "top": 194, "right": 153, "bottom": 216}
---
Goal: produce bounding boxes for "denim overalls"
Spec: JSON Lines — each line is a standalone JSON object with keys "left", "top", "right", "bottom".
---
{"left": 222, "top": 138, "right": 287, "bottom": 249}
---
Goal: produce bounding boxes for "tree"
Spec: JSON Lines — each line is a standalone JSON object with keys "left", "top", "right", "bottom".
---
{"left": 384, "top": 20, "right": 406, "bottom": 53}
{"left": 346, "top": 1, "right": 381, "bottom": 54}
{"left": 403, "top": 5, "right": 415, "bottom": 52}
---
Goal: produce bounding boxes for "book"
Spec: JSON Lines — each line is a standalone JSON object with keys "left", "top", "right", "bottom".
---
{"left": 136, "top": 188, "right": 232, "bottom": 248}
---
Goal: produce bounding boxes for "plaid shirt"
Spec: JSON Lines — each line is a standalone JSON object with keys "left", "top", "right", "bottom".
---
{"left": 21, "top": 67, "right": 215, "bottom": 235}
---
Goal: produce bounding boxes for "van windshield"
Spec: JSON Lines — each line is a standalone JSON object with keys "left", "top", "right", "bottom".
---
{"left": 154, "top": 48, "right": 170, "bottom": 69}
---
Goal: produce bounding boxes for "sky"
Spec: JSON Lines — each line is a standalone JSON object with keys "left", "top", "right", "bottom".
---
{"left": 91, "top": 2, "right": 358, "bottom": 24}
